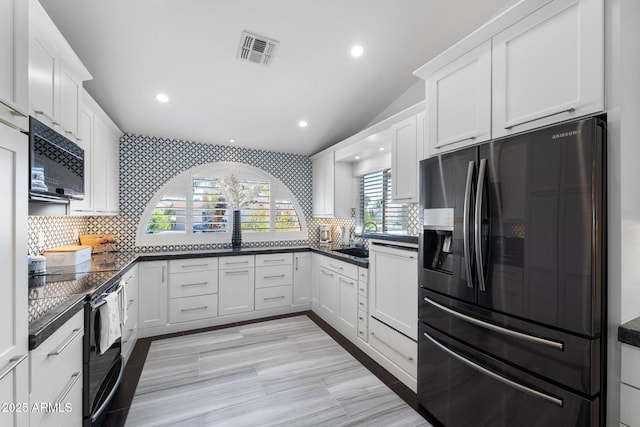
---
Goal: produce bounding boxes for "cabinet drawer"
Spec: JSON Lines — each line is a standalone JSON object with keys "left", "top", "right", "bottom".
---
{"left": 255, "top": 253, "right": 293, "bottom": 267}
{"left": 358, "top": 281, "right": 368, "bottom": 298}
{"left": 255, "top": 285, "right": 293, "bottom": 310}
{"left": 30, "top": 310, "right": 84, "bottom": 406}
{"left": 621, "top": 383, "right": 640, "bottom": 427}
{"left": 219, "top": 255, "right": 254, "bottom": 269}
{"left": 357, "top": 309, "right": 369, "bottom": 342}
{"left": 357, "top": 295, "right": 368, "bottom": 312}
{"left": 30, "top": 371, "right": 82, "bottom": 427}
{"left": 169, "top": 294, "right": 218, "bottom": 323}
{"left": 255, "top": 265, "right": 293, "bottom": 289}
{"left": 622, "top": 344, "right": 640, "bottom": 388}
{"left": 369, "top": 317, "right": 417, "bottom": 378}
{"left": 169, "top": 270, "right": 218, "bottom": 298}
{"left": 358, "top": 267, "right": 368, "bottom": 283}
{"left": 319, "top": 256, "right": 358, "bottom": 280}
{"left": 122, "top": 324, "right": 138, "bottom": 363}
{"left": 169, "top": 257, "right": 218, "bottom": 272}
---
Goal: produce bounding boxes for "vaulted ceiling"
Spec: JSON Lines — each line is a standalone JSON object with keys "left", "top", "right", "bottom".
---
{"left": 39, "top": 0, "right": 511, "bottom": 155}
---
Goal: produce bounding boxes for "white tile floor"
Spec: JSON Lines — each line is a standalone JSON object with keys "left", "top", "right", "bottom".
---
{"left": 126, "top": 316, "right": 430, "bottom": 426}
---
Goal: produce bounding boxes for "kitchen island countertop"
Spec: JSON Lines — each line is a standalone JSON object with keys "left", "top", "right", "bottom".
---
{"left": 619, "top": 316, "right": 640, "bottom": 348}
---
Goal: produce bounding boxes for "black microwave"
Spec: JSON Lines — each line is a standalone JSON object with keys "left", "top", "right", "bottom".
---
{"left": 29, "top": 117, "right": 84, "bottom": 202}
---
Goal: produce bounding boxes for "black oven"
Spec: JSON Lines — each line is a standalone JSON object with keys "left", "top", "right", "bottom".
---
{"left": 84, "top": 279, "right": 124, "bottom": 427}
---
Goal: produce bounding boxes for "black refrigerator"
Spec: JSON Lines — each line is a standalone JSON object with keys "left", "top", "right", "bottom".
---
{"left": 417, "top": 117, "right": 606, "bottom": 426}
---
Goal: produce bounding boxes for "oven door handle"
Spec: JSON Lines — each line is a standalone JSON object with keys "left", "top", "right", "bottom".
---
{"left": 91, "top": 356, "right": 125, "bottom": 423}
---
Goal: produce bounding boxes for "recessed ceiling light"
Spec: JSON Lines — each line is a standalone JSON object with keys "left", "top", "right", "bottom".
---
{"left": 298, "top": 120, "right": 308, "bottom": 128}
{"left": 379, "top": 147, "right": 385, "bottom": 151}
{"left": 351, "top": 45, "right": 364, "bottom": 57}
{"left": 229, "top": 138, "right": 236, "bottom": 143}
{"left": 156, "top": 93, "right": 169, "bottom": 103}
{"left": 355, "top": 156, "right": 361, "bottom": 160}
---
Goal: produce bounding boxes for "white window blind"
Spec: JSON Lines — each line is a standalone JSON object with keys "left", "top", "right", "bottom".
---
{"left": 359, "top": 169, "right": 404, "bottom": 232}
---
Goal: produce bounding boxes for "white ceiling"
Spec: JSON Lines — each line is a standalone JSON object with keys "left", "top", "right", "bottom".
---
{"left": 39, "top": 0, "right": 511, "bottom": 156}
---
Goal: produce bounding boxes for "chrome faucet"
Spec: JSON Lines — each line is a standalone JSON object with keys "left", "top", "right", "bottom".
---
{"left": 364, "top": 222, "right": 378, "bottom": 232}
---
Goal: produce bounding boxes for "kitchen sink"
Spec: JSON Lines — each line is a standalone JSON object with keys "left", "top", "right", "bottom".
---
{"left": 333, "top": 247, "right": 369, "bottom": 258}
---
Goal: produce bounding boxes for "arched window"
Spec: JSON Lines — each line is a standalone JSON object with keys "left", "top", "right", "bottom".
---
{"left": 136, "top": 162, "right": 307, "bottom": 246}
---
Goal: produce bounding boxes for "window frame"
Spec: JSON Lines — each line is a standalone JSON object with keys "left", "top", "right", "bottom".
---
{"left": 136, "top": 162, "right": 308, "bottom": 246}
{"left": 358, "top": 168, "right": 405, "bottom": 233}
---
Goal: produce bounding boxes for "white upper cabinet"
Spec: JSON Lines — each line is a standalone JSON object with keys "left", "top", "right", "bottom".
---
{"left": 69, "top": 102, "right": 94, "bottom": 213}
{"left": 492, "top": 0, "right": 604, "bottom": 137}
{"left": 28, "top": 0, "right": 91, "bottom": 140}
{"left": 0, "top": 0, "right": 28, "bottom": 130}
{"left": 93, "top": 113, "right": 120, "bottom": 215}
{"left": 312, "top": 151, "right": 352, "bottom": 218}
{"left": 415, "top": 0, "right": 603, "bottom": 155}
{"left": 425, "top": 40, "right": 492, "bottom": 157}
{"left": 391, "top": 114, "right": 422, "bottom": 202}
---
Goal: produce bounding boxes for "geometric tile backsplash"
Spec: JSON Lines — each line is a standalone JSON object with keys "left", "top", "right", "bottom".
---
{"left": 28, "top": 133, "right": 420, "bottom": 254}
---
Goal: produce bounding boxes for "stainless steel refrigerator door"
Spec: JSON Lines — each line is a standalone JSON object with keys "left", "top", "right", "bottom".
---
{"left": 476, "top": 118, "right": 605, "bottom": 338}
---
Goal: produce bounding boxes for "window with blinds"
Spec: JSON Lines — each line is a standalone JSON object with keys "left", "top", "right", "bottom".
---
{"left": 140, "top": 162, "right": 307, "bottom": 245}
{"left": 359, "top": 169, "right": 404, "bottom": 232}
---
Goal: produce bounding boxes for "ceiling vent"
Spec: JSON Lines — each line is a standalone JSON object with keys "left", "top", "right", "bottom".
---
{"left": 237, "top": 31, "right": 278, "bottom": 66}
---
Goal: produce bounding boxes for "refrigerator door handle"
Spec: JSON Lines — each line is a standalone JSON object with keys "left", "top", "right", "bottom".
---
{"left": 474, "top": 158, "right": 487, "bottom": 291}
{"left": 423, "top": 297, "right": 564, "bottom": 350}
{"left": 423, "top": 331, "right": 564, "bottom": 407}
{"left": 463, "top": 160, "right": 475, "bottom": 288}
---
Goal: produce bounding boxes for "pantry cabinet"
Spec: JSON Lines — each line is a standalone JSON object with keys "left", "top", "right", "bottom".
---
{"left": 492, "top": 0, "right": 604, "bottom": 137}
{"left": 0, "top": 0, "right": 28, "bottom": 131}
{"left": 0, "top": 123, "right": 28, "bottom": 427}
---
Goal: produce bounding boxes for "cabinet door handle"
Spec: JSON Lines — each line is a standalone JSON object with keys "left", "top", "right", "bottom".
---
{"left": 263, "top": 274, "right": 286, "bottom": 279}
{"left": 162, "top": 265, "right": 165, "bottom": 282}
{"left": 34, "top": 110, "right": 59, "bottom": 125}
{"left": 55, "top": 372, "right": 82, "bottom": 407}
{"left": 181, "top": 282, "right": 208, "bottom": 287}
{"left": 181, "top": 306, "right": 208, "bottom": 312}
{"left": 321, "top": 270, "right": 334, "bottom": 277}
{"left": 47, "top": 328, "right": 82, "bottom": 357}
{"left": 264, "top": 296, "right": 286, "bottom": 301}
{"left": 0, "top": 354, "right": 28, "bottom": 381}
{"left": 504, "top": 107, "right": 576, "bottom": 130}
{"left": 370, "top": 332, "right": 413, "bottom": 361}
{"left": 295, "top": 257, "right": 299, "bottom": 271}
{"left": 434, "top": 135, "right": 477, "bottom": 149}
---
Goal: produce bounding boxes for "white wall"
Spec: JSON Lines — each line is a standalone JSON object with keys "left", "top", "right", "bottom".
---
{"left": 606, "top": 0, "right": 640, "bottom": 424}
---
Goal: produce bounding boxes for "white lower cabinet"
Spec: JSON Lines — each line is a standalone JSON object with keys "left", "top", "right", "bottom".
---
{"left": 369, "top": 317, "right": 417, "bottom": 379}
{"left": 255, "top": 286, "right": 292, "bottom": 310}
{"left": 121, "top": 265, "right": 139, "bottom": 364}
{"left": 293, "top": 252, "right": 311, "bottom": 306}
{"left": 138, "top": 261, "right": 168, "bottom": 329}
{"left": 0, "top": 355, "right": 28, "bottom": 427}
{"left": 319, "top": 267, "right": 338, "bottom": 318}
{"left": 621, "top": 343, "right": 640, "bottom": 427}
{"left": 170, "top": 294, "right": 219, "bottom": 323}
{"left": 218, "top": 256, "right": 255, "bottom": 316}
{"left": 169, "top": 258, "right": 218, "bottom": 324}
{"left": 29, "top": 310, "right": 84, "bottom": 427}
{"left": 316, "top": 257, "right": 360, "bottom": 340}
{"left": 337, "top": 275, "right": 357, "bottom": 336}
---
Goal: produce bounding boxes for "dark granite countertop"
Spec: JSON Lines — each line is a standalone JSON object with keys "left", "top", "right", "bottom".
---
{"left": 362, "top": 232, "right": 419, "bottom": 245}
{"left": 619, "top": 316, "right": 640, "bottom": 348}
{"left": 28, "top": 244, "right": 373, "bottom": 350}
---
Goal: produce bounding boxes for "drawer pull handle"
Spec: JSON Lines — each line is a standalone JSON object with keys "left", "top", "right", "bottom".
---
{"left": 321, "top": 270, "right": 334, "bottom": 277}
{"left": 224, "top": 261, "right": 249, "bottom": 265}
{"left": 359, "top": 316, "right": 365, "bottom": 321}
{"left": 54, "top": 372, "right": 82, "bottom": 408}
{"left": 263, "top": 259, "right": 286, "bottom": 263}
{"left": 329, "top": 264, "right": 344, "bottom": 270}
{"left": 0, "top": 354, "right": 28, "bottom": 381}
{"left": 181, "top": 282, "right": 208, "bottom": 287}
{"left": 181, "top": 306, "right": 208, "bottom": 312}
{"left": 370, "top": 332, "right": 413, "bottom": 361}
{"left": 47, "top": 328, "right": 82, "bottom": 357}
{"left": 264, "top": 274, "right": 286, "bottom": 279}
{"left": 264, "top": 296, "right": 285, "bottom": 301}
{"left": 225, "top": 270, "right": 249, "bottom": 276}
{"left": 359, "top": 302, "right": 365, "bottom": 307}
{"left": 181, "top": 263, "right": 209, "bottom": 268}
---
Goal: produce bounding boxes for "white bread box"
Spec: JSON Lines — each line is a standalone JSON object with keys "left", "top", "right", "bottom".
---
{"left": 43, "top": 245, "right": 92, "bottom": 267}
